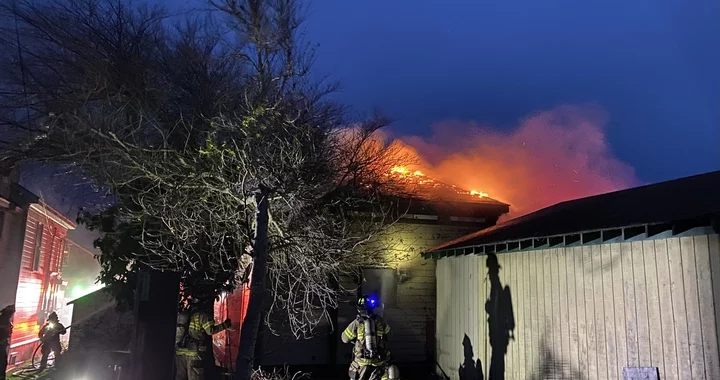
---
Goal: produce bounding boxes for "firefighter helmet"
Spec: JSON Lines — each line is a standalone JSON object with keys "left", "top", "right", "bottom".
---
{"left": 357, "top": 294, "right": 378, "bottom": 315}
{"left": 1, "top": 305, "right": 15, "bottom": 314}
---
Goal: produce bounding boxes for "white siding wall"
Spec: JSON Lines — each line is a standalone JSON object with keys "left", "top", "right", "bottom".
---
{"left": 436, "top": 234, "right": 720, "bottom": 380}
{"left": 437, "top": 254, "right": 487, "bottom": 379}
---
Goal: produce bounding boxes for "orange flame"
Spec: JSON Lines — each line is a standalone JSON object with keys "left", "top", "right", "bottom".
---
{"left": 394, "top": 105, "right": 639, "bottom": 218}
{"left": 470, "top": 190, "right": 489, "bottom": 198}
{"left": 387, "top": 165, "right": 490, "bottom": 199}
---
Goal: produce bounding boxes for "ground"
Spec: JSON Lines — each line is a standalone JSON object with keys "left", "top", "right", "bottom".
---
{"left": 6, "top": 361, "right": 443, "bottom": 379}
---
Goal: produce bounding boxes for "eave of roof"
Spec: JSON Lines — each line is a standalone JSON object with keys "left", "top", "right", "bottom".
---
{"left": 423, "top": 219, "right": 719, "bottom": 259}
{"left": 423, "top": 170, "right": 720, "bottom": 258}
{"left": 66, "top": 286, "right": 109, "bottom": 305}
{"left": 30, "top": 202, "right": 77, "bottom": 230}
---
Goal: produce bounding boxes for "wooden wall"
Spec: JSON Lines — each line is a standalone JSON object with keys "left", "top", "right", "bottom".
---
{"left": 68, "top": 289, "right": 134, "bottom": 354}
{"left": 65, "top": 289, "right": 134, "bottom": 377}
{"left": 10, "top": 206, "right": 69, "bottom": 365}
{"left": 255, "top": 221, "right": 480, "bottom": 366}
{"left": 436, "top": 234, "right": 720, "bottom": 380}
{"left": 336, "top": 222, "right": 480, "bottom": 364}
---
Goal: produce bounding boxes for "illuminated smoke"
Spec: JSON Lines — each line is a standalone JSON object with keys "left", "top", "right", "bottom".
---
{"left": 395, "top": 105, "right": 640, "bottom": 218}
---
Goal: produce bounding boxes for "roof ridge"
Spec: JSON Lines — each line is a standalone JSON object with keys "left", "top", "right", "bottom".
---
{"left": 386, "top": 166, "right": 509, "bottom": 206}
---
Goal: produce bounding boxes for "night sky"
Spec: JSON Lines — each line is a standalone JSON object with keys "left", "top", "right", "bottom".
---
{"left": 170, "top": 0, "right": 720, "bottom": 184}
{"left": 26, "top": 0, "right": 720, "bottom": 214}
{"left": 296, "top": 0, "right": 720, "bottom": 183}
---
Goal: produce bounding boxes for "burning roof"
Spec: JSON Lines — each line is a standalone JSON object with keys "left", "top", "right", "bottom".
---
{"left": 386, "top": 166, "right": 508, "bottom": 207}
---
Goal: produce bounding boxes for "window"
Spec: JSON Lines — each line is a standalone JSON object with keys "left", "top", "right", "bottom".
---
{"left": 361, "top": 268, "right": 398, "bottom": 309}
{"left": 32, "top": 223, "right": 44, "bottom": 271}
{"left": 61, "top": 240, "right": 68, "bottom": 267}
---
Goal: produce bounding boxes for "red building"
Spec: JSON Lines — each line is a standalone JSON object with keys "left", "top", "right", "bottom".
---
{"left": 0, "top": 172, "right": 76, "bottom": 367}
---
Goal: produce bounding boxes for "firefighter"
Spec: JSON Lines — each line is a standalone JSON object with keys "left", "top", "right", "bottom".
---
{"left": 175, "top": 297, "right": 231, "bottom": 380}
{"left": 341, "top": 295, "right": 392, "bottom": 380}
{"left": 1, "top": 305, "right": 16, "bottom": 380}
{"left": 38, "top": 311, "right": 66, "bottom": 370}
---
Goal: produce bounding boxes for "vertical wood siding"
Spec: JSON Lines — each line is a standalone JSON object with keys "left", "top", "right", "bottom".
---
{"left": 435, "top": 234, "right": 720, "bottom": 380}
{"left": 437, "top": 254, "right": 487, "bottom": 379}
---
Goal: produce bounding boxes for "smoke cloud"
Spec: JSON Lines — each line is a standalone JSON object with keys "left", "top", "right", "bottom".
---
{"left": 395, "top": 105, "right": 640, "bottom": 218}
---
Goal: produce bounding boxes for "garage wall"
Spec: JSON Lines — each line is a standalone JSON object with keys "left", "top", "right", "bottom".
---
{"left": 436, "top": 234, "right": 720, "bottom": 380}
{"left": 436, "top": 254, "right": 487, "bottom": 379}
{"left": 255, "top": 221, "right": 480, "bottom": 366}
{"left": 336, "top": 222, "right": 480, "bottom": 364}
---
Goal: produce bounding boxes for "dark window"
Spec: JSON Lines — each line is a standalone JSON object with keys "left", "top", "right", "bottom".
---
{"left": 32, "top": 223, "right": 44, "bottom": 271}
{"left": 0, "top": 211, "right": 5, "bottom": 238}
{"left": 361, "top": 268, "right": 398, "bottom": 309}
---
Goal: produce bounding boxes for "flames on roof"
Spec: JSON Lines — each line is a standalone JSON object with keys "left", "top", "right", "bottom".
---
{"left": 385, "top": 165, "right": 505, "bottom": 205}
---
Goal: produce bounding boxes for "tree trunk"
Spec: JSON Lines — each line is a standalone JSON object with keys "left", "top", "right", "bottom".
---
{"left": 233, "top": 189, "right": 270, "bottom": 380}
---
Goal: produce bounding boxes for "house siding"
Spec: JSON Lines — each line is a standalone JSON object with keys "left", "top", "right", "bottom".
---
{"left": 253, "top": 222, "right": 483, "bottom": 366}
{"left": 336, "top": 223, "right": 481, "bottom": 365}
{"left": 435, "top": 234, "right": 720, "bottom": 380}
{"left": 10, "top": 206, "right": 71, "bottom": 364}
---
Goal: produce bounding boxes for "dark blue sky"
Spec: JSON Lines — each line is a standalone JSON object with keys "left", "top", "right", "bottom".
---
{"left": 172, "top": 0, "right": 720, "bottom": 183}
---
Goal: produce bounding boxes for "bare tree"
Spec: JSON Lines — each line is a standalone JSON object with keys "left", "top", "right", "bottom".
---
{"left": 0, "top": 0, "right": 413, "bottom": 379}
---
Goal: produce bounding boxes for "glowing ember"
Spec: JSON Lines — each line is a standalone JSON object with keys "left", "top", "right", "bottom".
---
{"left": 386, "top": 165, "right": 491, "bottom": 200}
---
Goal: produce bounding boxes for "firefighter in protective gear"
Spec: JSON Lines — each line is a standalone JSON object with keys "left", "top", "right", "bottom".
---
{"left": 38, "top": 311, "right": 66, "bottom": 370}
{"left": 1, "top": 305, "right": 16, "bottom": 380}
{"left": 175, "top": 298, "right": 231, "bottom": 380}
{"left": 341, "top": 295, "right": 392, "bottom": 380}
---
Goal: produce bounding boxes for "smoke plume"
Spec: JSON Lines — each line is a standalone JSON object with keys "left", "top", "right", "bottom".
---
{"left": 396, "top": 105, "right": 640, "bottom": 218}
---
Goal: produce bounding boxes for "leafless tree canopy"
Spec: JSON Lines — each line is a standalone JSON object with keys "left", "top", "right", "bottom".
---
{"left": 0, "top": 0, "right": 412, "bottom": 337}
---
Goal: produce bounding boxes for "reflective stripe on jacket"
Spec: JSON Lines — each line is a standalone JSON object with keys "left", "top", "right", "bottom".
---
{"left": 342, "top": 316, "right": 391, "bottom": 366}
{"left": 176, "top": 311, "right": 226, "bottom": 355}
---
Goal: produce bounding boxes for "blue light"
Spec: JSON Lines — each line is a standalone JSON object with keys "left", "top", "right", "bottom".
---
{"left": 368, "top": 297, "right": 377, "bottom": 305}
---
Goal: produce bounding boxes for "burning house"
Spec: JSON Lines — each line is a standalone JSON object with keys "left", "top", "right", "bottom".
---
{"left": 215, "top": 167, "right": 510, "bottom": 370}
{"left": 0, "top": 172, "right": 76, "bottom": 367}
{"left": 425, "top": 170, "right": 720, "bottom": 380}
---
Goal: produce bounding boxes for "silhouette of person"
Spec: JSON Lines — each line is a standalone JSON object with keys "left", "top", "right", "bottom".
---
{"left": 459, "top": 334, "right": 483, "bottom": 380}
{"left": 485, "top": 254, "right": 514, "bottom": 380}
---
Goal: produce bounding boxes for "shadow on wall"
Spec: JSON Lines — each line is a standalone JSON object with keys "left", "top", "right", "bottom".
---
{"left": 485, "top": 254, "right": 515, "bottom": 380}
{"left": 458, "top": 334, "right": 484, "bottom": 380}
{"left": 528, "top": 337, "right": 586, "bottom": 380}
